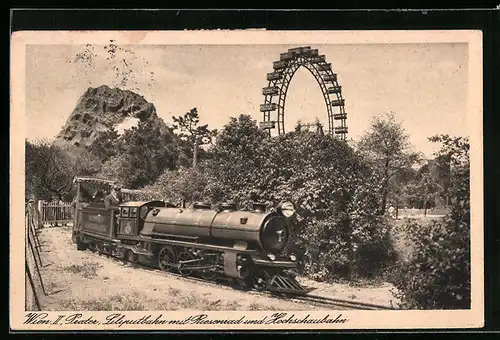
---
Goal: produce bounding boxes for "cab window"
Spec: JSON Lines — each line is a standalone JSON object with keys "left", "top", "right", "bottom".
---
{"left": 121, "top": 207, "right": 129, "bottom": 217}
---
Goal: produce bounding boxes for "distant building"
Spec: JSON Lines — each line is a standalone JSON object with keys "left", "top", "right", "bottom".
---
{"left": 295, "top": 121, "right": 325, "bottom": 135}
{"left": 419, "top": 155, "right": 451, "bottom": 207}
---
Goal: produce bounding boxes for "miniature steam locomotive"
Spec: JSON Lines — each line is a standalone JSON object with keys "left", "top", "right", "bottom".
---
{"left": 71, "top": 177, "right": 309, "bottom": 295}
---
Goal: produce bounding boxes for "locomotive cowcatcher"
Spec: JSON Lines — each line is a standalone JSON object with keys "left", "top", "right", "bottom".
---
{"left": 71, "top": 176, "right": 311, "bottom": 295}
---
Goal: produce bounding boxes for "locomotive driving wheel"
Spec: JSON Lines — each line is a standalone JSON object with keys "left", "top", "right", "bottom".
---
{"left": 158, "top": 246, "right": 176, "bottom": 272}
{"left": 177, "top": 251, "right": 195, "bottom": 276}
{"left": 200, "top": 254, "right": 219, "bottom": 280}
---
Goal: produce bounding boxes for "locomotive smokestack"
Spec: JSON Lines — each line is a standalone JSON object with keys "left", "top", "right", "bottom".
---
{"left": 193, "top": 202, "right": 212, "bottom": 210}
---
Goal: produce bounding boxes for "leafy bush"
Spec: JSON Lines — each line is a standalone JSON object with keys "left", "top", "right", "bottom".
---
{"left": 300, "top": 215, "right": 352, "bottom": 280}
{"left": 141, "top": 166, "right": 210, "bottom": 204}
{"left": 138, "top": 114, "right": 397, "bottom": 282}
{"left": 87, "top": 127, "right": 120, "bottom": 162}
{"left": 25, "top": 139, "right": 82, "bottom": 201}
{"left": 387, "top": 135, "right": 470, "bottom": 309}
{"left": 199, "top": 115, "right": 397, "bottom": 281}
{"left": 350, "top": 214, "right": 398, "bottom": 279}
{"left": 388, "top": 217, "right": 470, "bottom": 309}
{"left": 95, "top": 119, "right": 180, "bottom": 188}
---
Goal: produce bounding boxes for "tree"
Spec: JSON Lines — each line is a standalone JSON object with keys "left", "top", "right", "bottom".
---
{"left": 386, "top": 167, "right": 419, "bottom": 217}
{"left": 204, "top": 115, "right": 396, "bottom": 280}
{"left": 428, "top": 135, "right": 468, "bottom": 210}
{"left": 357, "top": 112, "right": 421, "bottom": 215}
{"left": 414, "top": 172, "right": 442, "bottom": 215}
{"left": 88, "top": 127, "right": 120, "bottom": 162}
{"left": 206, "top": 114, "right": 268, "bottom": 201}
{"left": 25, "top": 140, "right": 76, "bottom": 201}
{"left": 389, "top": 134, "right": 470, "bottom": 309}
{"left": 98, "top": 120, "right": 180, "bottom": 188}
{"left": 141, "top": 166, "right": 211, "bottom": 204}
{"left": 99, "top": 154, "right": 136, "bottom": 187}
{"left": 172, "top": 108, "right": 214, "bottom": 168}
{"left": 409, "top": 157, "right": 451, "bottom": 209}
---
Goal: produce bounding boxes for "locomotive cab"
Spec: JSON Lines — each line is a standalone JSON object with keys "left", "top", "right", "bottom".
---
{"left": 71, "top": 176, "right": 166, "bottom": 258}
{"left": 116, "top": 201, "right": 166, "bottom": 238}
{"left": 114, "top": 200, "right": 168, "bottom": 262}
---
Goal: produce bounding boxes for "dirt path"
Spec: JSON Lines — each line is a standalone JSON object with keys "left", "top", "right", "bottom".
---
{"left": 296, "top": 277, "right": 399, "bottom": 309}
{"left": 33, "top": 226, "right": 398, "bottom": 311}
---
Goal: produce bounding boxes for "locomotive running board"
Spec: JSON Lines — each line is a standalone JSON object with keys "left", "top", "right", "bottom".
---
{"left": 148, "top": 237, "right": 259, "bottom": 254}
{"left": 267, "top": 274, "right": 314, "bottom": 295}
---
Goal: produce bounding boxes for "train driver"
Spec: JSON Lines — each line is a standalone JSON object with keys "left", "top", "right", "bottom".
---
{"left": 104, "top": 185, "right": 122, "bottom": 210}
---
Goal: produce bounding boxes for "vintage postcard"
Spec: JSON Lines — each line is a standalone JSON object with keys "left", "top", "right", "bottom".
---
{"left": 10, "top": 29, "right": 483, "bottom": 331}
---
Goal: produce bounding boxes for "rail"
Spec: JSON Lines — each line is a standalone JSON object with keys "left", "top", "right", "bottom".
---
{"left": 288, "top": 293, "right": 397, "bottom": 310}
{"left": 85, "top": 248, "right": 396, "bottom": 311}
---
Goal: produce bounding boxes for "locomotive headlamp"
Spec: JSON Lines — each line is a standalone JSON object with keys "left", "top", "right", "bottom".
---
{"left": 289, "top": 254, "right": 297, "bottom": 261}
{"left": 267, "top": 254, "right": 276, "bottom": 261}
{"left": 278, "top": 201, "right": 296, "bottom": 219}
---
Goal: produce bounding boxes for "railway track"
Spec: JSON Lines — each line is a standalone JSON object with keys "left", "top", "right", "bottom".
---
{"left": 83, "top": 248, "right": 396, "bottom": 311}
{"left": 285, "top": 294, "right": 397, "bottom": 310}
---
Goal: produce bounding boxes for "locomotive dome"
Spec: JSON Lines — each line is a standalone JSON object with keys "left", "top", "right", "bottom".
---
{"left": 220, "top": 202, "right": 237, "bottom": 211}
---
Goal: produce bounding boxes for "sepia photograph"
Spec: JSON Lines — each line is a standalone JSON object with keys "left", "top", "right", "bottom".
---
{"left": 10, "top": 29, "right": 483, "bottom": 330}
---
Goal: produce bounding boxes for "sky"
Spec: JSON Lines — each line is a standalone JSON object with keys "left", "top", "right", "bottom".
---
{"left": 25, "top": 42, "right": 468, "bottom": 158}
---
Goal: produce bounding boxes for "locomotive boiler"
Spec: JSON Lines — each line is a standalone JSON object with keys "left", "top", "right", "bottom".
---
{"left": 143, "top": 202, "right": 291, "bottom": 254}
{"left": 72, "top": 177, "right": 309, "bottom": 295}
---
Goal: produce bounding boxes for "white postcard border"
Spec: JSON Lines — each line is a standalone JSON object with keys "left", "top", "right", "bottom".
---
{"left": 10, "top": 29, "right": 484, "bottom": 331}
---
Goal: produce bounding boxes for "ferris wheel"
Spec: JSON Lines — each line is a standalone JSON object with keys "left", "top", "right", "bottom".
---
{"left": 259, "top": 46, "right": 348, "bottom": 140}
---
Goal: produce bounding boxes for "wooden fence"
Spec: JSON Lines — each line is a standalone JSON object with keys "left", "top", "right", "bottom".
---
{"left": 39, "top": 202, "right": 73, "bottom": 225}
{"left": 396, "top": 207, "right": 450, "bottom": 219}
{"left": 25, "top": 201, "right": 70, "bottom": 311}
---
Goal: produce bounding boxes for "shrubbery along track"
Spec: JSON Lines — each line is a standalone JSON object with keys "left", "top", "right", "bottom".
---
{"left": 71, "top": 177, "right": 395, "bottom": 310}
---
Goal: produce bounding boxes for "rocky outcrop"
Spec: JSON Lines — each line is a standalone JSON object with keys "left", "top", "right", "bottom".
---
{"left": 55, "top": 85, "right": 167, "bottom": 147}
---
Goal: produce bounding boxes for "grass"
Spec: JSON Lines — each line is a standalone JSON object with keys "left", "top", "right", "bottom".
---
{"left": 168, "top": 290, "right": 243, "bottom": 311}
{"left": 389, "top": 216, "right": 443, "bottom": 262}
{"left": 345, "top": 275, "right": 390, "bottom": 288}
{"left": 168, "top": 287, "right": 181, "bottom": 296}
{"left": 64, "top": 288, "right": 267, "bottom": 311}
{"left": 63, "top": 262, "right": 101, "bottom": 279}
{"left": 58, "top": 291, "right": 146, "bottom": 311}
{"left": 222, "top": 300, "right": 242, "bottom": 310}
{"left": 45, "top": 280, "right": 60, "bottom": 293}
{"left": 248, "top": 302, "right": 279, "bottom": 311}
{"left": 76, "top": 291, "right": 147, "bottom": 311}
{"left": 81, "top": 295, "right": 146, "bottom": 311}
